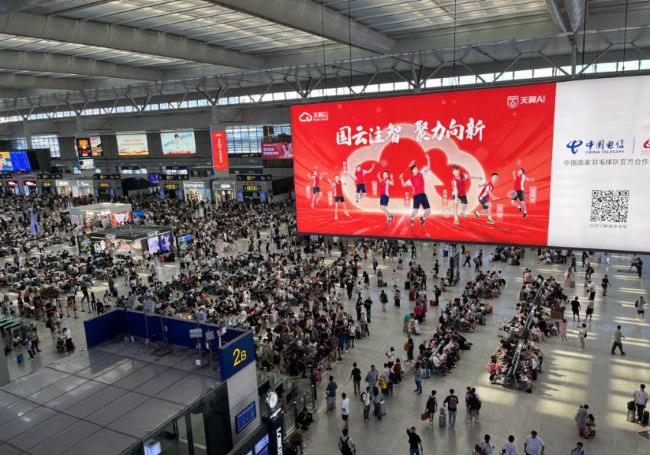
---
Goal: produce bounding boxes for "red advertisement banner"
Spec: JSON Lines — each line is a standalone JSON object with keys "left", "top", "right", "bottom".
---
{"left": 262, "top": 142, "right": 293, "bottom": 159}
{"left": 211, "top": 130, "right": 230, "bottom": 172}
{"left": 291, "top": 83, "right": 557, "bottom": 245}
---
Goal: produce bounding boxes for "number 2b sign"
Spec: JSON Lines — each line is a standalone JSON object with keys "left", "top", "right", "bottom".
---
{"left": 218, "top": 331, "right": 255, "bottom": 381}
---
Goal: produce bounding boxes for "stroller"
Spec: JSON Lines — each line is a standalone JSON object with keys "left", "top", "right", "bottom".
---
{"left": 56, "top": 336, "right": 66, "bottom": 353}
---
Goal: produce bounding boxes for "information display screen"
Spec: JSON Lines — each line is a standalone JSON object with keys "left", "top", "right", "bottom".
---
{"left": 262, "top": 142, "right": 293, "bottom": 159}
{"left": 291, "top": 75, "right": 650, "bottom": 252}
{"left": 0, "top": 151, "right": 32, "bottom": 171}
{"left": 159, "top": 232, "right": 172, "bottom": 252}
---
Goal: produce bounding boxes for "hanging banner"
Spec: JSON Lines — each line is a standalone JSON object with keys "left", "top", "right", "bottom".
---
{"left": 211, "top": 130, "right": 229, "bottom": 172}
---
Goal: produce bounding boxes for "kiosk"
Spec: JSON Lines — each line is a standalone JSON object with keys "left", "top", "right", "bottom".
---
{"left": 79, "top": 225, "right": 173, "bottom": 257}
{"left": 69, "top": 202, "right": 132, "bottom": 229}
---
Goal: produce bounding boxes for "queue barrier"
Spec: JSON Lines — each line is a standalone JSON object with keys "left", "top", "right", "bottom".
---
{"left": 83, "top": 308, "right": 254, "bottom": 380}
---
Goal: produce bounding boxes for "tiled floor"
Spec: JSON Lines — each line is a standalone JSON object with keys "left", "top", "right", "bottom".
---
{"left": 304, "top": 246, "right": 650, "bottom": 455}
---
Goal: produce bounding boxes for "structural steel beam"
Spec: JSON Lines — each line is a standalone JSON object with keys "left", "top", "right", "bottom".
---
{"left": 0, "top": 11, "right": 264, "bottom": 69}
{"left": 211, "top": 0, "right": 396, "bottom": 54}
{"left": 0, "top": 74, "right": 85, "bottom": 90}
{"left": 0, "top": 49, "right": 163, "bottom": 81}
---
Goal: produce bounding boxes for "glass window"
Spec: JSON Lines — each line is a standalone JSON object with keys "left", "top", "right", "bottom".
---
{"left": 31, "top": 135, "right": 61, "bottom": 158}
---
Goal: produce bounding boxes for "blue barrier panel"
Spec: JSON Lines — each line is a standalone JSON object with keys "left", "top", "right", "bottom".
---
{"left": 83, "top": 309, "right": 128, "bottom": 348}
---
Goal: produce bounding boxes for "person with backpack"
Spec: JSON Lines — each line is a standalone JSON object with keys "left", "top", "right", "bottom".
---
{"left": 468, "top": 388, "right": 482, "bottom": 423}
{"left": 500, "top": 435, "right": 518, "bottom": 455}
{"left": 326, "top": 376, "right": 338, "bottom": 414}
{"left": 361, "top": 386, "right": 371, "bottom": 421}
{"left": 478, "top": 434, "right": 494, "bottom": 455}
{"left": 406, "top": 427, "right": 423, "bottom": 455}
{"left": 570, "top": 441, "right": 587, "bottom": 455}
{"left": 338, "top": 428, "right": 356, "bottom": 455}
{"left": 425, "top": 390, "right": 438, "bottom": 423}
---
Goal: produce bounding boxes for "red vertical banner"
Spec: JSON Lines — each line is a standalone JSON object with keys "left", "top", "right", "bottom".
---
{"left": 211, "top": 130, "right": 229, "bottom": 172}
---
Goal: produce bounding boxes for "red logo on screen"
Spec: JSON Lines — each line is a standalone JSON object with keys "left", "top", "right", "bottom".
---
{"left": 643, "top": 138, "right": 650, "bottom": 149}
{"left": 507, "top": 95, "right": 519, "bottom": 109}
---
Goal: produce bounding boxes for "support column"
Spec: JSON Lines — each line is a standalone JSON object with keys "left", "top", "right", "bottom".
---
{"left": 22, "top": 120, "right": 33, "bottom": 149}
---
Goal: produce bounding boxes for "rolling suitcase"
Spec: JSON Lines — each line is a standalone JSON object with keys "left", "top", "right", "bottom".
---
{"left": 380, "top": 400, "right": 386, "bottom": 416}
{"left": 627, "top": 409, "right": 636, "bottom": 422}
{"left": 16, "top": 354, "right": 24, "bottom": 364}
{"left": 439, "top": 410, "right": 446, "bottom": 428}
{"left": 643, "top": 410, "right": 649, "bottom": 426}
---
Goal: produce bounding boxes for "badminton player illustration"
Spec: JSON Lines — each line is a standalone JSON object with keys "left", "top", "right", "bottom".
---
{"left": 327, "top": 174, "right": 350, "bottom": 220}
{"left": 307, "top": 168, "right": 323, "bottom": 209}
{"left": 511, "top": 168, "right": 534, "bottom": 219}
{"left": 474, "top": 172, "right": 499, "bottom": 224}
{"left": 349, "top": 163, "right": 375, "bottom": 203}
{"left": 377, "top": 170, "right": 394, "bottom": 226}
{"left": 451, "top": 165, "right": 482, "bottom": 225}
{"left": 399, "top": 153, "right": 431, "bottom": 227}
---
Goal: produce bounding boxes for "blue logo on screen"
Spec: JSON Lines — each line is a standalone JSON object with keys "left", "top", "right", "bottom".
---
{"left": 566, "top": 140, "right": 583, "bottom": 154}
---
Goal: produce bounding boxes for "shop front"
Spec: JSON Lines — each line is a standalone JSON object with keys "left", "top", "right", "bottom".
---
{"left": 55, "top": 180, "right": 73, "bottom": 197}
{"left": 236, "top": 175, "right": 272, "bottom": 204}
{"left": 22, "top": 179, "right": 38, "bottom": 195}
{"left": 77, "top": 180, "right": 94, "bottom": 197}
{"left": 212, "top": 180, "right": 236, "bottom": 203}
{"left": 68, "top": 202, "right": 132, "bottom": 229}
{"left": 161, "top": 182, "right": 182, "bottom": 200}
{"left": 183, "top": 181, "right": 211, "bottom": 203}
{"left": 5, "top": 179, "right": 20, "bottom": 195}
{"left": 93, "top": 174, "right": 122, "bottom": 201}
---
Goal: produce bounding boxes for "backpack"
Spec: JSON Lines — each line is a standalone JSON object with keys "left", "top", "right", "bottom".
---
{"left": 473, "top": 397, "right": 482, "bottom": 410}
{"left": 478, "top": 442, "right": 490, "bottom": 455}
{"left": 339, "top": 436, "right": 353, "bottom": 455}
{"left": 360, "top": 391, "right": 367, "bottom": 403}
{"left": 378, "top": 376, "right": 387, "bottom": 390}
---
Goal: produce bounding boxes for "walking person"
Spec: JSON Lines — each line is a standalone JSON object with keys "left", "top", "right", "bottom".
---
{"left": 578, "top": 323, "right": 588, "bottom": 350}
{"left": 575, "top": 404, "right": 589, "bottom": 437}
{"left": 326, "top": 376, "right": 338, "bottom": 414}
{"left": 341, "top": 393, "right": 350, "bottom": 429}
{"left": 523, "top": 430, "right": 545, "bottom": 455}
{"left": 337, "top": 428, "right": 356, "bottom": 455}
{"left": 406, "top": 427, "right": 423, "bottom": 455}
{"left": 570, "top": 441, "right": 587, "bottom": 455}
{"left": 413, "top": 362, "right": 423, "bottom": 395}
{"left": 365, "top": 365, "right": 378, "bottom": 393}
{"left": 633, "top": 384, "right": 648, "bottom": 424}
{"left": 611, "top": 325, "right": 626, "bottom": 355}
{"left": 350, "top": 362, "right": 362, "bottom": 395}
{"left": 501, "top": 435, "right": 518, "bottom": 455}
{"left": 443, "top": 388, "right": 459, "bottom": 429}
{"left": 361, "top": 386, "right": 371, "bottom": 422}
{"left": 635, "top": 296, "right": 645, "bottom": 320}
{"left": 601, "top": 275, "right": 610, "bottom": 296}
{"left": 425, "top": 390, "right": 438, "bottom": 424}
{"left": 478, "top": 434, "right": 494, "bottom": 455}
{"left": 571, "top": 297, "right": 581, "bottom": 323}
{"left": 29, "top": 327, "right": 41, "bottom": 353}
{"left": 559, "top": 318, "right": 568, "bottom": 343}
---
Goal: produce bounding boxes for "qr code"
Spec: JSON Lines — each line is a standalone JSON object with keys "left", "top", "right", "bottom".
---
{"left": 590, "top": 190, "right": 629, "bottom": 223}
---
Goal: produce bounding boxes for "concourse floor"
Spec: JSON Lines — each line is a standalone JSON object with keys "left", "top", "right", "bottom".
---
{"left": 305, "top": 246, "right": 650, "bottom": 455}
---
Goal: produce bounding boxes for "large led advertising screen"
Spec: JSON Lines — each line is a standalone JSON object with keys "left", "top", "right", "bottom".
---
{"left": 0, "top": 151, "right": 33, "bottom": 171}
{"left": 117, "top": 133, "right": 149, "bottom": 156}
{"left": 291, "top": 75, "right": 650, "bottom": 252}
{"left": 161, "top": 130, "right": 196, "bottom": 155}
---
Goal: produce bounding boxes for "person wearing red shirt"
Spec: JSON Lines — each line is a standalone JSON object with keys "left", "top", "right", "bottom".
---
{"left": 327, "top": 174, "right": 350, "bottom": 220}
{"left": 451, "top": 165, "right": 481, "bottom": 225}
{"left": 377, "top": 170, "right": 394, "bottom": 226}
{"left": 307, "top": 168, "right": 322, "bottom": 209}
{"left": 511, "top": 168, "right": 535, "bottom": 218}
{"left": 350, "top": 164, "right": 375, "bottom": 203}
{"left": 474, "top": 173, "right": 499, "bottom": 224}
{"left": 399, "top": 153, "right": 431, "bottom": 227}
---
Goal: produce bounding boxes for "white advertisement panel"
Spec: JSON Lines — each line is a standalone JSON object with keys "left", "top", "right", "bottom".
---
{"left": 116, "top": 133, "right": 149, "bottom": 156}
{"left": 548, "top": 76, "right": 650, "bottom": 252}
{"left": 161, "top": 130, "right": 196, "bottom": 155}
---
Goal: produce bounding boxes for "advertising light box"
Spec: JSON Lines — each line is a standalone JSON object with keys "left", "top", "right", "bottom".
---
{"left": 291, "top": 75, "right": 650, "bottom": 252}
{"left": 161, "top": 130, "right": 196, "bottom": 155}
{"left": 117, "top": 133, "right": 149, "bottom": 156}
{"left": 262, "top": 142, "right": 293, "bottom": 159}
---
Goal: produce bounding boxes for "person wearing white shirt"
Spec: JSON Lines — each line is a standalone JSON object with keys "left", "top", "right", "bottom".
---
{"left": 523, "top": 431, "right": 544, "bottom": 455}
{"left": 501, "top": 435, "right": 518, "bottom": 455}
{"left": 341, "top": 393, "right": 351, "bottom": 429}
{"left": 633, "top": 384, "right": 649, "bottom": 423}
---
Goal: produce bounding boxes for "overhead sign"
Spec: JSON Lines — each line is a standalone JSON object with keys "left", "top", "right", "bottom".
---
{"left": 236, "top": 174, "right": 272, "bottom": 181}
{"left": 161, "top": 130, "right": 196, "bottom": 155}
{"left": 218, "top": 331, "right": 255, "bottom": 381}
{"left": 117, "top": 133, "right": 149, "bottom": 156}
{"left": 90, "top": 135, "right": 103, "bottom": 157}
{"left": 211, "top": 130, "right": 230, "bottom": 172}
{"left": 76, "top": 137, "right": 92, "bottom": 158}
{"left": 291, "top": 75, "right": 650, "bottom": 252}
